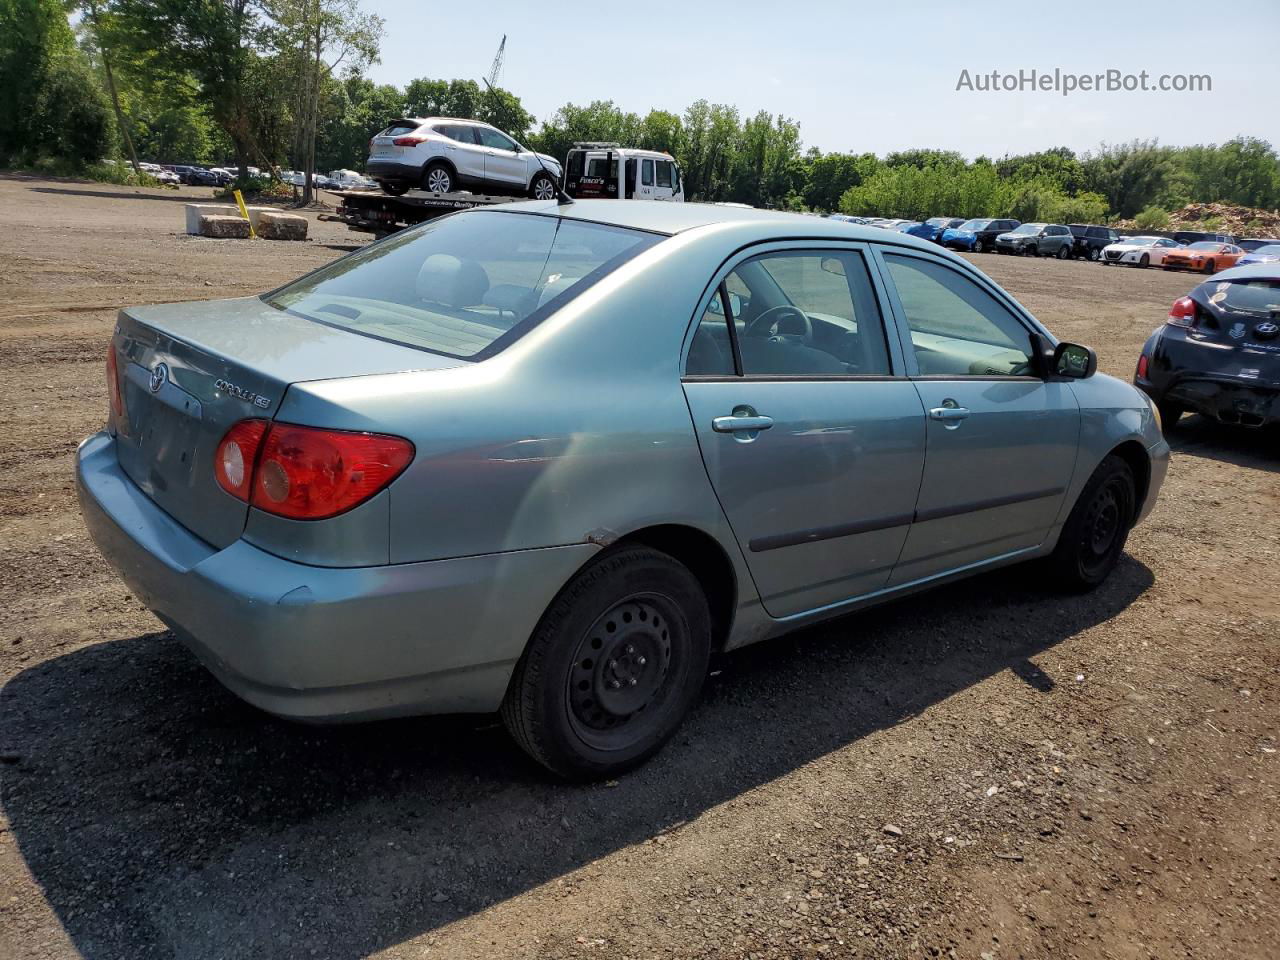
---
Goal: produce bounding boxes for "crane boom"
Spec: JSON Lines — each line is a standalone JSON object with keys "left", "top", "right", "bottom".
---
{"left": 487, "top": 35, "right": 506, "bottom": 89}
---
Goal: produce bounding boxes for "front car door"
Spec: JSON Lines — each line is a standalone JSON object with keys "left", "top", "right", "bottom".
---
{"left": 637, "top": 158, "right": 656, "bottom": 200}
{"left": 682, "top": 244, "right": 927, "bottom": 618}
{"left": 653, "top": 159, "right": 676, "bottom": 200}
{"left": 874, "top": 248, "right": 1080, "bottom": 585}
{"left": 475, "top": 126, "right": 528, "bottom": 190}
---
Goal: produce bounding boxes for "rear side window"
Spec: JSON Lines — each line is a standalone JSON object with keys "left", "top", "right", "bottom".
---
{"left": 642, "top": 159, "right": 654, "bottom": 186}
{"left": 266, "top": 212, "right": 661, "bottom": 360}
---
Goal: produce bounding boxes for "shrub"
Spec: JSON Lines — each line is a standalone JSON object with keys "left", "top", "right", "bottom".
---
{"left": 1133, "top": 205, "right": 1170, "bottom": 231}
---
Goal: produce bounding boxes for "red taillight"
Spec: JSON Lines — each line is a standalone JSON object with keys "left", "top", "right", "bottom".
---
{"left": 392, "top": 134, "right": 429, "bottom": 146}
{"left": 214, "top": 419, "right": 269, "bottom": 501}
{"left": 106, "top": 344, "right": 123, "bottom": 417}
{"left": 214, "top": 421, "right": 414, "bottom": 520}
{"left": 1136, "top": 354, "right": 1150, "bottom": 379}
{"left": 1167, "top": 296, "right": 1196, "bottom": 327}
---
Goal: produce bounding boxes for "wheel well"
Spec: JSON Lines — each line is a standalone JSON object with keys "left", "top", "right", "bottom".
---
{"left": 616, "top": 525, "right": 737, "bottom": 653}
{"left": 423, "top": 157, "right": 457, "bottom": 181}
{"left": 1109, "top": 440, "right": 1151, "bottom": 520}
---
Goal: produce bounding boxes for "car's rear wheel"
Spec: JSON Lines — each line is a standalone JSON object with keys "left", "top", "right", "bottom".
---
{"left": 529, "top": 172, "right": 557, "bottom": 200}
{"left": 501, "top": 546, "right": 711, "bottom": 780}
{"left": 1057, "top": 244, "right": 1070, "bottom": 259}
{"left": 1157, "top": 399, "right": 1184, "bottom": 431}
{"left": 379, "top": 182, "right": 408, "bottom": 196}
{"left": 1139, "top": 253, "right": 1150, "bottom": 268}
{"left": 422, "top": 162, "right": 453, "bottom": 194}
{"left": 1046, "top": 455, "right": 1136, "bottom": 591}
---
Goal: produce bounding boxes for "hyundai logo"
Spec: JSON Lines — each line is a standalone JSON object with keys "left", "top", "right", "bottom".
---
{"left": 149, "top": 362, "right": 168, "bottom": 394}
{"left": 1256, "top": 321, "right": 1279, "bottom": 339}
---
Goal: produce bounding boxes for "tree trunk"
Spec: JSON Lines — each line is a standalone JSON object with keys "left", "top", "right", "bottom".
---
{"left": 86, "top": 2, "right": 140, "bottom": 176}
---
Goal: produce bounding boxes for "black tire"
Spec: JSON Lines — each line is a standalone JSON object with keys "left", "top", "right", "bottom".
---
{"left": 1046, "top": 455, "right": 1136, "bottom": 592}
{"left": 379, "top": 181, "right": 408, "bottom": 196}
{"left": 1203, "top": 259, "right": 1215, "bottom": 274}
{"left": 422, "top": 161, "right": 453, "bottom": 194}
{"left": 1089, "top": 247, "right": 1102, "bottom": 262}
{"left": 974, "top": 239, "right": 986, "bottom": 253}
{"left": 501, "top": 546, "right": 711, "bottom": 780}
{"left": 1139, "top": 253, "right": 1150, "bottom": 269}
{"left": 1057, "top": 244, "right": 1070, "bottom": 259}
{"left": 1157, "top": 399, "right": 1184, "bottom": 431}
{"left": 529, "top": 172, "right": 557, "bottom": 200}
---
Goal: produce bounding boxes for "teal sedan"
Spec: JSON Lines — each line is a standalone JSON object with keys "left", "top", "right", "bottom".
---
{"left": 78, "top": 201, "right": 1169, "bottom": 779}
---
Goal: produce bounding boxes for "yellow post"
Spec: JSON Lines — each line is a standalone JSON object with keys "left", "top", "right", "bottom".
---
{"left": 232, "top": 189, "right": 256, "bottom": 239}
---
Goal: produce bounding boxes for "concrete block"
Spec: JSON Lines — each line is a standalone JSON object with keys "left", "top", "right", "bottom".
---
{"left": 258, "top": 211, "right": 308, "bottom": 241}
{"left": 198, "top": 215, "right": 251, "bottom": 239}
{"left": 184, "top": 203, "right": 277, "bottom": 234}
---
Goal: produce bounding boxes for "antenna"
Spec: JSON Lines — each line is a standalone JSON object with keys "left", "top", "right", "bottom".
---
{"left": 479, "top": 49, "right": 573, "bottom": 205}
{"left": 487, "top": 35, "right": 506, "bottom": 89}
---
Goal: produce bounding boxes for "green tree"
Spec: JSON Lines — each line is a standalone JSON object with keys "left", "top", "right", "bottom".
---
{"left": 1080, "top": 140, "right": 1176, "bottom": 219}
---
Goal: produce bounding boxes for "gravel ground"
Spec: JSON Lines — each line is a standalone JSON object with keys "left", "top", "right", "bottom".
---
{"left": 0, "top": 173, "right": 1276, "bottom": 960}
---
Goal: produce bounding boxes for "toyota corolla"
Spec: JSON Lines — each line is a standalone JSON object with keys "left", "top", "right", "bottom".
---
{"left": 78, "top": 201, "right": 1170, "bottom": 779}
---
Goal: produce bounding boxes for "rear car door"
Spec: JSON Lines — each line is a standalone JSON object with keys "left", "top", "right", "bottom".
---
{"left": 682, "top": 244, "right": 927, "bottom": 618}
{"left": 440, "top": 124, "right": 486, "bottom": 184}
{"left": 475, "top": 126, "right": 528, "bottom": 189}
{"left": 874, "top": 248, "right": 1080, "bottom": 586}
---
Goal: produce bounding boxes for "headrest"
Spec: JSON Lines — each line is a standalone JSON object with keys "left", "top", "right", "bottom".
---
{"left": 537, "top": 275, "right": 581, "bottom": 308}
{"left": 416, "top": 254, "right": 490, "bottom": 308}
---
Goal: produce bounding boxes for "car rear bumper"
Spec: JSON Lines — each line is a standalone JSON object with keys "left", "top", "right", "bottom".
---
{"left": 1138, "top": 366, "right": 1280, "bottom": 427}
{"left": 76, "top": 430, "right": 598, "bottom": 721}
{"left": 365, "top": 158, "right": 422, "bottom": 182}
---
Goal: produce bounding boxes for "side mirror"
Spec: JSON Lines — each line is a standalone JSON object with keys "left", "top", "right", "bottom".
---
{"left": 1053, "top": 341, "right": 1098, "bottom": 379}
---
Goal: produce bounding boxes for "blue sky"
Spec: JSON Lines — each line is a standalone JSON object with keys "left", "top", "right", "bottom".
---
{"left": 363, "top": 1, "right": 1278, "bottom": 158}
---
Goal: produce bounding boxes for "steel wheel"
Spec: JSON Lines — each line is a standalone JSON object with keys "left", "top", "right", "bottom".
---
{"left": 564, "top": 593, "right": 682, "bottom": 751}
{"left": 1047, "top": 454, "right": 1136, "bottom": 591}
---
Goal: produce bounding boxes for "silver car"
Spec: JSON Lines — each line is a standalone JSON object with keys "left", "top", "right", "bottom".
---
{"left": 366, "top": 116, "right": 562, "bottom": 199}
{"left": 77, "top": 202, "right": 1170, "bottom": 779}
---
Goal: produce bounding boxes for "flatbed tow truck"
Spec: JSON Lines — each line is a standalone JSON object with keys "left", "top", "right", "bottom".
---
{"left": 321, "top": 188, "right": 520, "bottom": 238}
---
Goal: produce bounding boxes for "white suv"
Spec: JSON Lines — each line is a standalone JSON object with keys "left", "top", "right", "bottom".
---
{"left": 367, "top": 117, "right": 563, "bottom": 199}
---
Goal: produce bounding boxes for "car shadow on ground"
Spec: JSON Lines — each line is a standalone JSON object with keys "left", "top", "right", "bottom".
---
{"left": 1, "top": 557, "right": 1153, "bottom": 959}
{"left": 1167, "top": 415, "right": 1280, "bottom": 472}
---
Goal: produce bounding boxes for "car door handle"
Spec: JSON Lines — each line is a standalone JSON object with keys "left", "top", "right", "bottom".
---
{"left": 929, "top": 405, "right": 970, "bottom": 422}
{"left": 712, "top": 415, "right": 774, "bottom": 433}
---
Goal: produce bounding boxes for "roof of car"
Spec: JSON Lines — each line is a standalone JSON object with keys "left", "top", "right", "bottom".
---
{"left": 472, "top": 199, "right": 951, "bottom": 251}
{"left": 1211, "top": 262, "right": 1280, "bottom": 282}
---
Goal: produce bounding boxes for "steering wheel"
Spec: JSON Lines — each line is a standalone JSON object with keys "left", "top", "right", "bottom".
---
{"left": 744, "top": 304, "right": 813, "bottom": 345}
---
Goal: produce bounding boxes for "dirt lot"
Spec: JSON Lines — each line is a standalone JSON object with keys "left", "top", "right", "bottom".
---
{"left": 0, "top": 173, "right": 1276, "bottom": 960}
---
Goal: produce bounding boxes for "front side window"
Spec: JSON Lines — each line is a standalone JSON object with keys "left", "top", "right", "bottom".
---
{"left": 687, "top": 251, "right": 892, "bottom": 377}
{"left": 881, "top": 253, "right": 1034, "bottom": 377}
{"left": 642, "top": 159, "right": 655, "bottom": 186}
{"left": 476, "top": 127, "right": 518, "bottom": 151}
{"left": 267, "top": 212, "right": 660, "bottom": 360}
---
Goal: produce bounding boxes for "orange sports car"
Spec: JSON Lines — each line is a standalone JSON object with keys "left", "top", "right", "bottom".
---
{"left": 1162, "top": 241, "right": 1244, "bottom": 273}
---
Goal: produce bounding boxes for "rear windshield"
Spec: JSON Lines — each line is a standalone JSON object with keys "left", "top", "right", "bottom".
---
{"left": 265, "top": 211, "right": 661, "bottom": 360}
{"left": 383, "top": 121, "right": 420, "bottom": 136}
{"left": 1200, "top": 278, "right": 1280, "bottom": 316}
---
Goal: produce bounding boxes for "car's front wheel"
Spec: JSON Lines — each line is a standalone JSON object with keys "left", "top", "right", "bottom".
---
{"left": 1089, "top": 247, "right": 1102, "bottom": 262}
{"left": 974, "top": 239, "right": 986, "bottom": 253}
{"left": 1047, "top": 455, "right": 1136, "bottom": 591}
{"left": 1139, "top": 253, "right": 1150, "bottom": 268}
{"left": 501, "top": 546, "right": 711, "bottom": 780}
{"left": 529, "top": 172, "right": 557, "bottom": 200}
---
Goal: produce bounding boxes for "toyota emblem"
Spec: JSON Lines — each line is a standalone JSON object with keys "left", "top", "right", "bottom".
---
{"left": 149, "top": 362, "right": 168, "bottom": 393}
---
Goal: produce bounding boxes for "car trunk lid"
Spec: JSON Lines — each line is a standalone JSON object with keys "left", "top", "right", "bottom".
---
{"left": 111, "top": 296, "right": 459, "bottom": 548}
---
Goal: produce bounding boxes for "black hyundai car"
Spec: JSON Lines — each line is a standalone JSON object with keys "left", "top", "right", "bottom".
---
{"left": 1135, "top": 264, "right": 1280, "bottom": 429}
